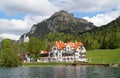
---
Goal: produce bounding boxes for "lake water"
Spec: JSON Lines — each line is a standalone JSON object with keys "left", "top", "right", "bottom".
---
{"left": 0, "top": 66, "right": 120, "bottom": 78}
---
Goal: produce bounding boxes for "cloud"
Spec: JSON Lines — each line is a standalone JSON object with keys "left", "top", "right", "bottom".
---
{"left": 0, "top": 0, "right": 59, "bottom": 15}
{"left": 0, "top": 33, "right": 20, "bottom": 40}
{"left": 83, "top": 10, "right": 120, "bottom": 26}
{"left": 0, "top": 0, "right": 120, "bottom": 15}
{"left": 52, "top": 0, "right": 120, "bottom": 12}
{"left": 0, "top": 18, "right": 27, "bottom": 34}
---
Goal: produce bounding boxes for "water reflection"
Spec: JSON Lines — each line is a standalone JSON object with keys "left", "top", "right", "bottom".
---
{"left": 87, "top": 67, "right": 120, "bottom": 78}
{"left": 53, "top": 66, "right": 87, "bottom": 78}
{"left": 0, "top": 66, "right": 120, "bottom": 78}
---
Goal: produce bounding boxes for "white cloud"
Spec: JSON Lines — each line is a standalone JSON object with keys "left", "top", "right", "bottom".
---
{"left": 0, "top": 0, "right": 120, "bottom": 15}
{"left": 0, "top": 18, "right": 26, "bottom": 30}
{"left": 83, "top": 10, "right": 120, "bottom": 26}
{"left": 0, "top": 18, "right": 27, "bottom": 34}
{"left": 52, "top": 0, "right": 120, "bottom": 12}
{"left": 0, "top": 0, "right": 59, "bottom": 15}
{"left": 0, "top": 0, "right": 120, "bottom": 14}
{"left": 0, "top": 33, "right": 20, "bottom": 40}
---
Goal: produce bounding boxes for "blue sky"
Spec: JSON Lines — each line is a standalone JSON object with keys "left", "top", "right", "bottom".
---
{"left": 0, "top": 10, "right": 105, "bottom": 20}
{"left": 73, "top": 11, "right": 106, "bottom": 18}
{"left": 0, "top": 12, "right": 26, "bottom": 20}
{"left": 0, "top": 0, "right": 120, "bottom": 40}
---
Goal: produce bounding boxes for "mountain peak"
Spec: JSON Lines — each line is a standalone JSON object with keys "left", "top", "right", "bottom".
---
{"left": 50, "top": 10, "right": 74, "bottom": 20}
{"left": 54, "top": 10, "right": 68, "bottom": 15}
{"left": 20, "top": 10, "right": 96, "bottom": 39}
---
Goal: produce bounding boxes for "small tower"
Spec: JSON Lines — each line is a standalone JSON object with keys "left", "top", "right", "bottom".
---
{"left": 23, "top": 35, "right": 29, "bottom": 42}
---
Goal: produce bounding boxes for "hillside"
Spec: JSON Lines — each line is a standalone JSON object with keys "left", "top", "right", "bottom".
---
{"left": 80, "top": 16, "right": 120, "bottom": 49}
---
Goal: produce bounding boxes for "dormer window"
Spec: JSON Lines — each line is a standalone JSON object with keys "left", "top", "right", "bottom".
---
{"left": 52, "top": 46, "right": 57, "bottom": 50}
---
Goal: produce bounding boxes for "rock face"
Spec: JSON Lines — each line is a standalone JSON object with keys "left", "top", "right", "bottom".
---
{"left": 20, "top": 10, "right": 96, "bottom": 40}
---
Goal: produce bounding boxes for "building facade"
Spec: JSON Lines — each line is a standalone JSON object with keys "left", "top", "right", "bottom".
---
{"left": 23, "top": 41, "right": 87, "bottom": 63}
{"left": 49, "top": 41, "right": 87, "bottom": 62}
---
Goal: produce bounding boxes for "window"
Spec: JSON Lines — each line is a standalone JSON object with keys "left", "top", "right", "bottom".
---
{"left": 53, "top": 46, "right": 57, "bottom": 50}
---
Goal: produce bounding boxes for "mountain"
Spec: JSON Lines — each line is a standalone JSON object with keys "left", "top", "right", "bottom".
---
{"left": 20, "top": 10, "right": 96, "bottom": 41}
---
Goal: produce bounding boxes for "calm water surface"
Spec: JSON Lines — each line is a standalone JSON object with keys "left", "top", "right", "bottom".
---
{"left": 0, "top": 66, "right": 120, "bottom": 78}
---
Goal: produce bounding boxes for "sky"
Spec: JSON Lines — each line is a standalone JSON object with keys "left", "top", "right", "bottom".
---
{"left": 0, "top": 0, "right": 120, "bottom": 40}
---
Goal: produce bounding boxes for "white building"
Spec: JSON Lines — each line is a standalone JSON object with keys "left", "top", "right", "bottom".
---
{"left": 49, "top": 41, "right": 87, "bottom": 62}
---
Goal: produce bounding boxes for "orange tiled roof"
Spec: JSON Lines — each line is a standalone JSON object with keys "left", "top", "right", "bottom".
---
{"left": 55, "top": 41, "right": 65, "bottom": 50}
{"left": 74, "top": 42, "right": 83, "bottom": 50}
{"left": 54, "top": 41, "right": 84, "bottom": 50}
{"left": 66, "top": 42, "right": 75, "bottom": 48}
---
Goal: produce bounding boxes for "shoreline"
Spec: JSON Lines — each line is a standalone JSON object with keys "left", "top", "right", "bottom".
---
{"left": 22, "top": 62, "right": 120, "bottom": 67}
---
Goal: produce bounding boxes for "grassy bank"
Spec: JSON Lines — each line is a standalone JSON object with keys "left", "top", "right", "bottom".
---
{"left": 23, "top": 48, "right": 120, "bottom": 66}
{"left": 87, "top": 48, "right": 120, "bottom": 64}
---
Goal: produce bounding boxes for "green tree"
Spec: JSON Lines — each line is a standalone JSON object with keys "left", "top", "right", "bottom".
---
{"left": 0, "top": 39, "right": 22, "bottom": 67}
{"left": 28, "top": 37, "right": 43, "bottom": 62}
